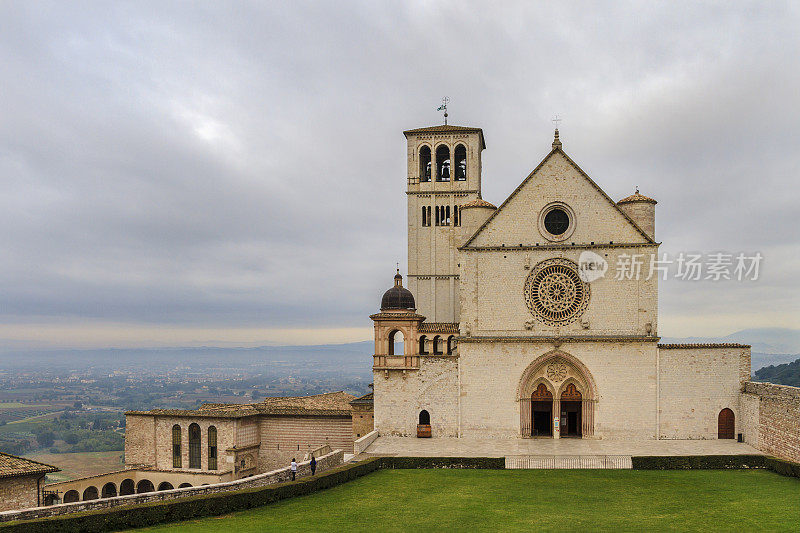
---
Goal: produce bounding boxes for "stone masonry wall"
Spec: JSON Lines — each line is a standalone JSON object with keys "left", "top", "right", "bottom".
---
{"left": 351, "top": 404, "right": 374, "bottom": 439}
{"left": 258, "top": 415, "right": 353, "bottom": 472}
{"left": 458, "top": 340, "right": 658, "bottom": 439}
{"left": 124, "top": 415, "right": 155, "bottom": 467}
{"left": 742, "top": 381, "right": 800, "bottom": 463}
{"left": 0, "top": 451, "right": 343, "bottom": 522}
{"left": 0, "top": 475, "right": 40, "bottom": 512}
{"left": 658, "top": 346, "right": 749, "bottom": 439}
{"left": 374, "top": 355, "right": 459, "bottom": 437}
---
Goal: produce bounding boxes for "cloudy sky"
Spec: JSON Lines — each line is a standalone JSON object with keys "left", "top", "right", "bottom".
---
{"left": 0, "top": 1, "right": 797, "bottom": 349}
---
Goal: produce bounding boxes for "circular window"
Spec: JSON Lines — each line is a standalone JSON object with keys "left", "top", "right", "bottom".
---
{"left": 544, "top": 208, "right": 570, "bottom": 235}
{"left": 524, "top": 258, "right": 590, "bottom": 326}
{"left": 538, "top": 203, "right": 575, "bottom": 241}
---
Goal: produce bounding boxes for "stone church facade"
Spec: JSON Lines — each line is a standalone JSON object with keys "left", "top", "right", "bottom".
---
{"left": 372, "top": 124, "right": 750, "bottom": 441}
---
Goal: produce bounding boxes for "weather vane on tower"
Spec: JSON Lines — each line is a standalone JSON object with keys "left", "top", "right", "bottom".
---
{"left": 552, "top": 114, "right": 562, "bottom": 130}
{"left": 437, "top": 97, "right": 450, "bottom": 125}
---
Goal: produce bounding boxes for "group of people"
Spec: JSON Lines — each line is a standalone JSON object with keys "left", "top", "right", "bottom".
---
{"left": 289, "top": 454, "right": 316, "bottom": 481}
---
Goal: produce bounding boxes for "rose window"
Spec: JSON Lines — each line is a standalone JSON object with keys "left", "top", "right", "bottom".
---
{"left": 524, "top": 259, "right": 590, "bottom": 326}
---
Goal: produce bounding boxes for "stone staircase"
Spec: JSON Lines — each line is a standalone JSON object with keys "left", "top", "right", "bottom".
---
{"left": 505, "top": 455, "right": 632, "bottom": 469}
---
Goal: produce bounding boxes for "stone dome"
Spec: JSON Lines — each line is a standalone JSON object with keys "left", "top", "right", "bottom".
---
{"left": 381, "top": 271, "right": 415, "bottom": 310}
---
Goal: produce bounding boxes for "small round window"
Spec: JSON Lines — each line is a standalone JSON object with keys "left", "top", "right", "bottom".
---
{"left": 538, "top": 203, "right": 575, "bottom": 242}
{"left": 544, "top": 208, "right": 570, "bottom": 236}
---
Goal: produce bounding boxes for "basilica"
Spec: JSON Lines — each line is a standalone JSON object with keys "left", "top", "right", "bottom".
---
{"left": 371, "top": 124, "right": 750, "bottom": 441}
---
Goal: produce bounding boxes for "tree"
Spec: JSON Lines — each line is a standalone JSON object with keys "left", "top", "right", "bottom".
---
{"left": 37, "top": 431, "right": 56, "bottom": 448}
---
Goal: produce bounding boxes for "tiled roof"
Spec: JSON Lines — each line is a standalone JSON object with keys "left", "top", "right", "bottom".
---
{"left": 403, "top": 125, "right": 486, "bottom": 148}
{"left": 618, "top": 192, "right": 657, "bottom": 204}
{"left": 418, "top": 322, "right": 460, "bottom": 334}
{"left": 461, "top": 198, "right": 497, "bottom": 209}
{"left": 0, "top": 452, "right": 59, "bottom": 479}
{"left": 127, "top": 391, "right": 356, "bottom": 418}
{"left": 350, "top": 392, "right": 374, "bottom": 405}
{"left": 658, "top": 343, "right": 751, "bottom": 349}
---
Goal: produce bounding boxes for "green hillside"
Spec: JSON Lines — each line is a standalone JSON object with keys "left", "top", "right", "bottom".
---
{"left": 136, "top": 469, "right": 800, "bottom": 532}
{"left": 754, "top": 357, "right": 800, "bottom": 387}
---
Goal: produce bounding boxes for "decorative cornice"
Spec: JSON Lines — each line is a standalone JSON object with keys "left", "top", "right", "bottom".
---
{"left": 657, "top": 343, "right": 751, "bottom": 349}
{"left": 458, "top": 335, "right": 660, "bottom": 343}
{"left": 406, "top": 190, "right": 478, "bottom": 196}
{"left": 460, "top": 242, "right": 660, "bottom": 252}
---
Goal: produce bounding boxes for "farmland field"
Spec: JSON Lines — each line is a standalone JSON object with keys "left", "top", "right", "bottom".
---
{"left": 24, "top": 450, "right": 125, "bottom": 482}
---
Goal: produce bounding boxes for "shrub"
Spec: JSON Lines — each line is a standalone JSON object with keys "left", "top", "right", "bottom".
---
{"left": 631, "top": 455, "right": 766, "bottom": 470}
{"left": 0, "top": 459, "right": 383, "bottom": 533}
{"left": 382, "top": 456, "right": 505, "bottom": 469}
{"left": 764, "top": 457, "right": 800, "bottom": 478}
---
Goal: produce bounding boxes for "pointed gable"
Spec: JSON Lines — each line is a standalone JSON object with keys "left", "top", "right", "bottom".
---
{"left": 463, "top": 147, "right": 655, "bottom": 248}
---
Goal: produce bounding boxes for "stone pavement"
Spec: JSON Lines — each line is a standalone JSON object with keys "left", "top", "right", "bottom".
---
{"left": 364, "top": 436, "right": 762, "bottom": 458}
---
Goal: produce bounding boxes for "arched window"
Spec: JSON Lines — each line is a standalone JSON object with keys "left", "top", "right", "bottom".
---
{"left": 432, "top": 335, "right": 442, "bottom": 355}
{"left": 446, "top": 335, "right": 455, "bottom": 355}
{"left": 419, "top": 335, "right": 428, "bottom": 355}
{"left": 158, "top": 481, "right": 174, "bottom": 491}
{"left": 421, "top": 206, "right": 427, "bottom": 226}
{"left": 419, "top": 410, "right": 430, "bottom": 425}
{"left": 63, "top": 490, "right": 79, "bottom": 503}
{"left": 82, "top": 486, "right": 99, "bottom": 501}
{"left": 453, "top": 205, "right": 459, "bottom": 227}
{"left": 445, "top": 205, "right": 450, "bottom": 225}
{"left": 208, "top": 426, "right": 218, "bottom": 470}
{"left": 178, "top": 483, "right": 193, "bottom": 488}
{"left": 419, "top": 146, "right": 431, "bottom": 182}
{"left": 436, "top": 145, "right": 450, "bottom": 182}
{"left": 454, "top": 144, "right": 467, "bottom": 181}
{"left": 189, "top": 423, "right": 201, "bottom": 469}
{"left": 427, "top": 206, "right": 431, "bottom": 227}
{"left": 172, "top": 424, "right": 181, "bottom": 468}
{"left": 435, "top": 206, "right": 440, "bottom": 226}
{"left": 388, "top": 330, "right": 404, "bottom": 356}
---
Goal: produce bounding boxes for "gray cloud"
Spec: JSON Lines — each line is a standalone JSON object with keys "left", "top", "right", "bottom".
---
{"left": 0, "top": 1, "right": 797, "bottom": 344}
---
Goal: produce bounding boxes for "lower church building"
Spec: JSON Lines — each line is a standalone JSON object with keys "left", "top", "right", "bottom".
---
{"left": 371, "top": 124, "right": 750, "bottom": 441}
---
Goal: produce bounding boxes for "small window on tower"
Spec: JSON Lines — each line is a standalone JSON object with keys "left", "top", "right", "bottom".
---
{"left": 454, "top": 144, "right": 466, "bottom": 181}
{"left": 422, "top": 206, "right": 427, "bottom": 226}
{"left": 436, "top": 145, "right": 450, "bottom": 182}
{"left": 419, "top": 146, "right": 431, "bottom": 182}
{"left": 454, "top": 205, "right": 459, "bottom": 226}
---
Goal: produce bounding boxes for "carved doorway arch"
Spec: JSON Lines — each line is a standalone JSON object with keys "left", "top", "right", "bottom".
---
{"left": 518, "top": 351, "right": 597, "bottom": 438}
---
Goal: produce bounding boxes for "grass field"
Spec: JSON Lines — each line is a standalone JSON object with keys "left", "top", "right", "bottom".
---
{"left": 25, "top": 450, "right": 125, "bottom": 482}
{"left": 135, "top": 469, "right": 800, "bottom": 532}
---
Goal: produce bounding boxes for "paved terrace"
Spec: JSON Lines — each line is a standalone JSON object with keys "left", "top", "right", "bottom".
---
{"left": 364, "top": 436, "right": 762, "bottom": 457}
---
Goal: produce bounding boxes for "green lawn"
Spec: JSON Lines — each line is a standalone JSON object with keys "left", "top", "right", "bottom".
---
{"left": 135, "top": 469, "right": 800, "bottom": 532}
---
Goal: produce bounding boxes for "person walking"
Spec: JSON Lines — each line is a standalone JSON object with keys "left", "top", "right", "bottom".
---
{"left": 310, "top": 454, "right": 317, "bottom": 476}
{"left": 290, "top": 458, "right": 297, "bottom": 481}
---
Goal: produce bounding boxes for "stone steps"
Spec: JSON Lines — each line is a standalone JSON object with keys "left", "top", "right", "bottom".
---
{"left": 505, "top": 454, "right": 632, "bottom": 469}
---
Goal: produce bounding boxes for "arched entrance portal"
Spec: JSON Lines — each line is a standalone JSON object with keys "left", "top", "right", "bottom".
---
{"left": 518, "top": 351, "right": 597, "bottom": 438}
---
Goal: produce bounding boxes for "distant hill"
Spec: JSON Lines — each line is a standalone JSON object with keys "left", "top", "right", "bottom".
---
{"left": 661, "top": 327, "right": 800, "bottom": 355}
{"left": 753, "top": 358, "right": 800, "bottom": 387}
{"left": 0, "top": 341, "right": 374, "bottom": 370}
{"left": 661, "top": 327, "right": 800, "bottom": 371}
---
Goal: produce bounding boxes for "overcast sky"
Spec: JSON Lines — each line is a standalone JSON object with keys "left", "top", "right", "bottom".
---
{"left": 0, "top": 1, "right": 797, "bottom": 349}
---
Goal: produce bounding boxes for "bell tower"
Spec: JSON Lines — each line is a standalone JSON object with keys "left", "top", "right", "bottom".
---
{"left": 403, "top": 124, "right": 486, "bottom": 323}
